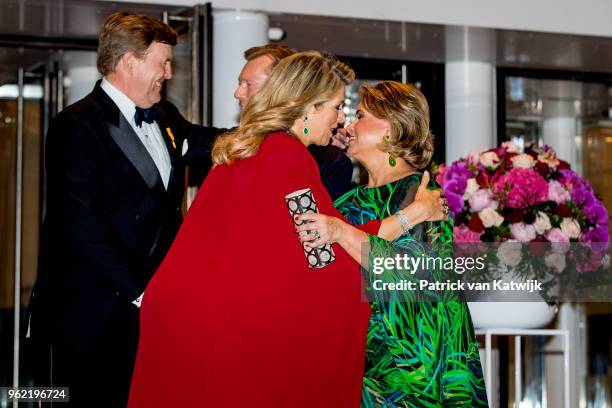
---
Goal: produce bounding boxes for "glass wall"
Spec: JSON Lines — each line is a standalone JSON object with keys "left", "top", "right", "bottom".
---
{"left": 499, "top": 70, "right": 612, "bottom": 407}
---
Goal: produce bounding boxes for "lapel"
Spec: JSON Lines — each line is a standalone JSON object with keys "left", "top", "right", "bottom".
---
{"left": 93, "top": 81, "right": 166, "bottom": 192}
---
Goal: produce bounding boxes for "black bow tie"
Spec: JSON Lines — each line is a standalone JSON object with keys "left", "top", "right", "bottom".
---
{"left": 134, "top": 106, "right": 157, "bottom": 127}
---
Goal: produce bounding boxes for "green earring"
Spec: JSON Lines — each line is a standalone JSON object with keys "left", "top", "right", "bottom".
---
{"left": 389, "top": 155, "right": 397, "bottom": 167}
{"left": 303, "top": 115, "right": 309, "bottom": 135}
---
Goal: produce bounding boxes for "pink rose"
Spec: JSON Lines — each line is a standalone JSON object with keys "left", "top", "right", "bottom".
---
{"left": 510, "top": 222, "right": 537, "bottom": 242}
{"left": 545, "top": 228, "right": 570, "bottom": 254}
{"left": 468, "top": 189, "right": 497, "bottom": 212}
{"left": 547, "top": 180, "right": 570, "bottom": 204}
{"left": 454, "top": 225, "right": 483, "bottom": 243}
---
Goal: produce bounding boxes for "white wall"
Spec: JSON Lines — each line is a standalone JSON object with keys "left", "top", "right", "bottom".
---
{"left": 102, "top": 0, "right": 612, "bottom": 38}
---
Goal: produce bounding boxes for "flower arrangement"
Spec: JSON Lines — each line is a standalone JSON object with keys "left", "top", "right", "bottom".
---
{"left": 436, "top": 142, "right": 610, "bottom": 300}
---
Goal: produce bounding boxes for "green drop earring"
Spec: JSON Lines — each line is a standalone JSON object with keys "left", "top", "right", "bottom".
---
{"left": 384, "top": 133, "right": 396, "bottom": 166}
{"left": 303, "top": 115, "right": 309, "bottom": 135}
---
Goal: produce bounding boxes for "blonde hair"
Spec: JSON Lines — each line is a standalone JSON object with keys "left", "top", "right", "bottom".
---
{"left": 212, "top": 51, "right": 354, "bottom": 165}
{"left": 360, "top": 81, "right": 434, "bottom": 169}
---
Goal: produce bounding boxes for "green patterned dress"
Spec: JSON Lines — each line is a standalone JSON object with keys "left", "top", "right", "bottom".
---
{"left": 334, "top": 173, "right": 488, "bottom": 407}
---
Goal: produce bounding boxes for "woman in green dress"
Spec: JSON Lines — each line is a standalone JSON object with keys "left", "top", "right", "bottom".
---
{"left": 298, "top": 81, "right": 487, "bottom": 407}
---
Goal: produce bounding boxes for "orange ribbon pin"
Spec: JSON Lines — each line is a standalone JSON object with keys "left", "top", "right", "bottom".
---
{"left": 166, "top": 127, "right": 176, "bottom": 149}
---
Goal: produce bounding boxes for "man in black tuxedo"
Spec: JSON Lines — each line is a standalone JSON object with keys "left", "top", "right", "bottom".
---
{"left": 28, "top": 12, "right": 220, "bottom": 407}
{"left": 232, "top": 44, "right": 354, "bottom": 200}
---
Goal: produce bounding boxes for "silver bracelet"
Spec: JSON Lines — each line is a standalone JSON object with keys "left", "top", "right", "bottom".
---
{"left": 394, "top": 210, "right": 413, "bottom": 235}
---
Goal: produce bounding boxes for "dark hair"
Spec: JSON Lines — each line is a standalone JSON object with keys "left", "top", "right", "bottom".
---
{"left": 97, "top": 12, "right": 178, "bottom": 76}
{"left": 243, "top": 44, "right": 297, "bottom": 68}
{"left": 360, "top": 81, "right": 434, "bottom": 169}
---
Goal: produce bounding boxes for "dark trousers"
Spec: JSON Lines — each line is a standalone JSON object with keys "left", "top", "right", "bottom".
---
{"left": 32, "top": 307, "right": 139, "bottom": 408}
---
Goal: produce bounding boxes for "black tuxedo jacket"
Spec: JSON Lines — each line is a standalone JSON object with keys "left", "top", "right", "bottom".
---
{"left": 30, "top": 81, "right": 220, "bottom": 351}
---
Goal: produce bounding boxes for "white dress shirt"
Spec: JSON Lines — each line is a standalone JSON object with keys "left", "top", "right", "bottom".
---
{"left": 100, "top": 78, "right": 172, "bottom": 189}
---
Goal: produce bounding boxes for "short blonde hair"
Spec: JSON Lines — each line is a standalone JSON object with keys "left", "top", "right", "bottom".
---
{"left": 212, "top": 51, "right": 354, "bottom": 165}
{"left": 97, "top": 12, "right": 178, "bottom": 76}
{"left": 360, "top": 81, "right": 434, "bottom": 169}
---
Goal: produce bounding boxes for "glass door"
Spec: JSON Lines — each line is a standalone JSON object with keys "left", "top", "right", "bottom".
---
{"left": 164, "top": 3, "right": 213, "bottom": 200}
{"left": 0, "top": 63, "right": 51, "bottom": 407}
{"left": 498, "top": 68, "right": 612, "bottom": 408}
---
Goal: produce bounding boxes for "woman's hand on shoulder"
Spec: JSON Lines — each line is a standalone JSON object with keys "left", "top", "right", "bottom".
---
{"left": 411, "top": 171, "right": 448, "bottom": 222}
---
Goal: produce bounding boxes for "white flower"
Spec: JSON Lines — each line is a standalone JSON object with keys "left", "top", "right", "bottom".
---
{"left": 560, "top": 218, "right": 581, "bottom": 239}
{"left": 510, "top": 154, "right": 535, "bottom": 169}
{"left": 467, "top": 149, "right": 482, "bottom": 164}
{"left": 497, "top": 241, "right": 522, "bottom": 267}
{"left": 479, "top": 208, "right": 504, "bottom": 228}
{"left": 480, "top": 151, "right": 500, "bottom": 168}
{"left": 463, "top": 178, "right": 480, "bottom": 200}
{"left": 533, "top": 212, "right": 552, "bottom": 235}
{"left": 502, "top": 141, "right": 521, "bottom": 153}
{"left": 545, "top": 252, "right": 566, "bottom": 273}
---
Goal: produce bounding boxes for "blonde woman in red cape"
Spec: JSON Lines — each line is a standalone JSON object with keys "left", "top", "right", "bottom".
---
{"left": 128, "top": 51, "right": 446, "bottom": 407}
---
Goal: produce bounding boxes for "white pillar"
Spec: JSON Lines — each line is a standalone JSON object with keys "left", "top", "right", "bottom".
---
{"left": 212, "top": 10, "right": 268, "bottom": 128}
{"left": 445, "top": 27, "right": 496, "bottom": 163}
{"left": 541, "top": 80, "right": 580, "bottom": 168}
{"left": 63, "top": 51, "right": 99, "bottom": 106}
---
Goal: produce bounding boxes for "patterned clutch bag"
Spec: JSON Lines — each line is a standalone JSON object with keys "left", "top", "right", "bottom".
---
{"left": 285, "top": 188, "right": 336, "bottom": 269}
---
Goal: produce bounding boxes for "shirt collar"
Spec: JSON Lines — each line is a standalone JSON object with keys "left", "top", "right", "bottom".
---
{"left": 100, "top": 77, "right": 141, "bottom": 127}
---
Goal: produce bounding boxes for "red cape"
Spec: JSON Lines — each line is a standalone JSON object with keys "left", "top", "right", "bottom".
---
{"left": 128, "top": 132, "right": 371, "bottom": 407}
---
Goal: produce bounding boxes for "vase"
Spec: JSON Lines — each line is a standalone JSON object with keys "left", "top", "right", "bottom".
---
{"left": 468, "top": 301, "right": 558, "bottom": 329}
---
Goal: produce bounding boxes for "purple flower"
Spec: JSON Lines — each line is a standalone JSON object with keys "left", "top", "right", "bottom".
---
{"left": 559, "top": 169, "right": 589, "bottom": 191}
{"left": 583, "top": 204, "right": 609, "bottom": 227}
{"left": 445, "top": 178, "right": 467, "bottom": 196}
{"left": 571, "top": 188, "right": 595, "bottom": 207}
{"left": 443, "top": 162, "right": 472, "bottom": 186}
{"left": 581, "top": 227, "right": 610, "bottom": 243}
{"left": 445, "top": 191, "right": 465, "bottom": 215}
